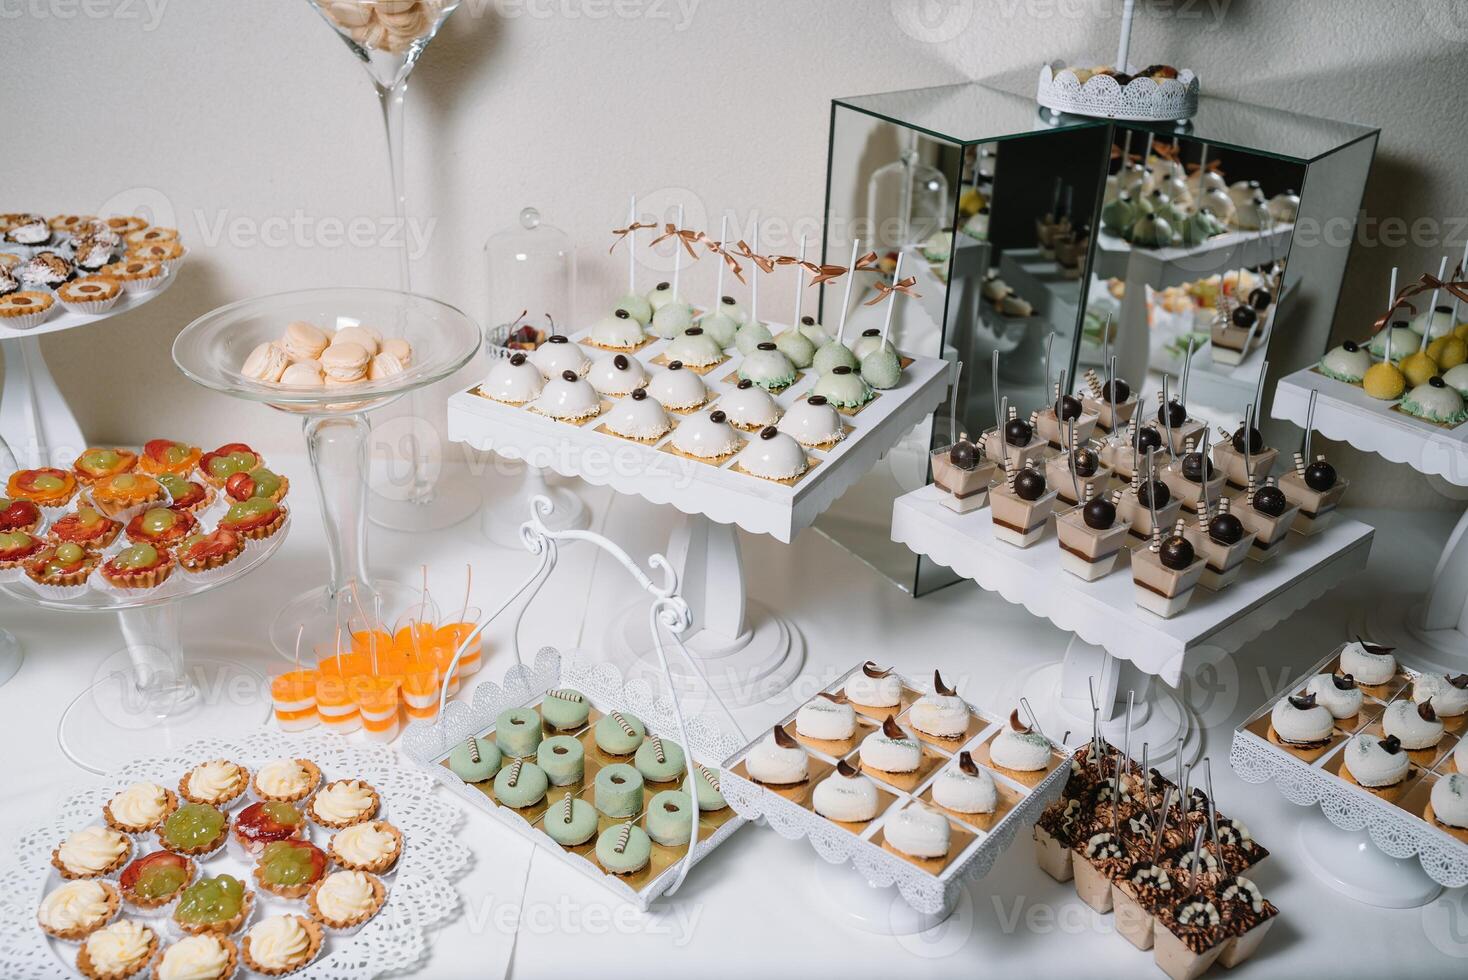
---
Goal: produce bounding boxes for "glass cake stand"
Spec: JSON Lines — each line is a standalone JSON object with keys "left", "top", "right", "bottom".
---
{"left": 303, "top": 0, "right": 480, "bottom": 533}
{"left": 0, "top": 524, "right": 289, "bottom": 773}
{"left": 172, "top": 287, "right": 481, "bottom": 658}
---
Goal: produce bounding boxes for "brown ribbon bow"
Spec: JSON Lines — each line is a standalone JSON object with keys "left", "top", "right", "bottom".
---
{"left": 853, "top": 250, "right": 881, "bottom": 271}
{"left": 864, "top": 275, "right": 921, "bottom": 306}
{"left": 1184, "top": 159, "right": 1223, "bottom": 176}
{"left": 608, "top": 220, "right": 658, "bottom": 254}
{"left": 733, "top": 240, "right": 775, "bottom": 275}
{"left": 1371, "top": 274, "right": 1468, "bottom": 335}
{"left": 650, "top": 224, "right": 705, "bottom": 260}
{"left": 807, "top": 264, "right": 849, "bottom": 286}
{"left": 704, "top": 240, "right": 746, "bottom": 284}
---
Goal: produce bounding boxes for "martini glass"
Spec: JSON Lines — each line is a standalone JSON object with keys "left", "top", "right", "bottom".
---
{"left": 304, "top": 0, "right": 481, "bottom": 532}
{"left": 173, "top": 287, "right": 480, "bottom": 660}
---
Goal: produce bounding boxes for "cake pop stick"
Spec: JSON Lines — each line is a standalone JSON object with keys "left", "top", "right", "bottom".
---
{"left": 1420, "top": 255, "right": 1450, "bottom": 354}
{"left": 998, "top": 396, "right": 1011, "bottom": 469}
{"left": 1199, "top": 428, "right": 1212, "bottom": 514}
{"left": 836, "top": 238, "right": 861, "bottom": 346}
{"left": 1454, "top": 242, "right": 1468, "bottom": 323}
{"left": 458, "top": 563, "right": 471, "bottom": 629}
{"left": 625, "top": 194, "right": 638, "bottom": 294}
{"left": 750, "top": 226, "right": 762, "bottom": 324}
{"left": 672, "top": 203, "right": 686, "bottom": 300}
{"left": 880, "top": 251, "right": 905, "bottom": 345}
{"left": 713, "top": 215, "right": 729, "bottom": 312}
{"left": 1067, "top": 419, "right": 1082, "bottom": 503}
{"left": 1242, "top": 402, "right": 1254, "bottom": 472}
{"left": 1146, "top": 446, "right": 1160, "bottom": 531}
{"left": 1139, "top": 742, "right": 1151, "bottom": 817}
{"left": 791, "top": 234, "right": 808, "bottom": 330}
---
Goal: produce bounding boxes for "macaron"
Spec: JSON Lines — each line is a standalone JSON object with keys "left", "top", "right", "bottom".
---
{"left": 381, "top": 337, "right": 413, "bottom": 365}
{"left": 334, "top": 326, "right": 381, "bottom": 355}
{"left": 321, "top": 342, "right": 370, "bottom": 384}
{"left": 282, "top": 320, "right": 330, "bottom": 361}
{"left": 242, "top": 341, "right": 289, "bottom": 383}
{"left": 368, "top": 352, "right": 406, "bottom": 381}
{"left": 280, "top": 361, "right": 325, "bottom": 386}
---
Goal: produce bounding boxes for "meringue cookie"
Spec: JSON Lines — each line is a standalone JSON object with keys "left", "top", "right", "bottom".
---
{"left": 812, "top": 761, "right": 880, "bottom": 823}
{"left": 745, "top": 728, "right": 808, "bottom": 786}
{"left": 1305, "top": 673, "right": 1363, "bottom": 720}
{"left": 795, "top": 695, "right": 857, "bottom": 741}
{"left": 932, "top": 753, "right": 997, "bottom": 814}
{"left": 1343, "top": 733, "right": 1410, "bottom": 788}
{"left": 1383, "top": 699, "right": 1444, "bottom": 750}
{"left": 1340, "top": 640, "right": 1396, "bottom": 685}
{"left": 884, "top": 803, "right": 950, "bottom": 858}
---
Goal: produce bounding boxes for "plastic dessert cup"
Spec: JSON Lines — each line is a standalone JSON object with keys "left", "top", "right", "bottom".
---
{"left": 1055, "top": 509, "right": 1132, "bottom": 581}
{"left": 1182, "top": 527, "right": 1252, "bottom": 591}
{"left": 270, "top": 671, "right": 319, "bottom": 733}
{"left": 1278, "top": 470, "right": 1350, "bottom": 535}
{"left": 1111, "top": 881, "right": 1157, "bottom": 950}
{"left": 1163, "top": 419, "right": 1208, "bottom": 456}
{"left": 1161, "top": 462, "right": 1227, "bottom": 515}
{"left": 1117, "top": 494, "right": 1182, "bottom": 541}
{"left": 990, "top": 485, "right": 1059, "bottom": 548}
{"left": 1033, "top": 825, "right": 1074, "bottom": 881}
{"left": 1238, "top": 501, "right": 1303, "bottom": 562}
{"left": 1035, "top": 408, "right": 1099, "bottom": 449}
{"left": 1211, "top": 442, "right": 1277, "bottom": 491}
{"left": 1072, "top": 856, "right": 1115, "bottom": 912}
{"left": 929, "top": 448, "right": 997, "bottom": 514}
{"left": 1083, "top": 394, "right": 1138, "bottom": 434}
{"left": 1131, "top": 547, "right": 1207, "bottom": 618}
{"left": 982, "top": 430, "right": 1048, "bottom": 472}
{"left": 1045, "top": 456, "right": 1112, "bottom": 506}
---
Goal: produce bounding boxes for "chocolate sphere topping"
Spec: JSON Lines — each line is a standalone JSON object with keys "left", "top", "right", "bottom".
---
{"left": 760, "top": 426, "right": 779, "bottom": 440}
{"left": 832, "top": 366, "right": 853, "bottom": 376}
{"left": 1160, "top": 534, "right": 1195, "bottom": 570}
{"left": 709, "top": 410, "right": 727, "bottom": 424}
{"left": 1136, "top": 426, "right": 1163, "bottom": 454}
{"left": 862, "top": 328, "right": 880, "bottom": 337}
{"left": 1074, "top": 448, "right": 1099, "bottom": 477}
{"left": 1103, "top": 378, "right": 1131, "bottom": 403}
{"left": 756, "top": 341, "right": 777, "bottom": 351}
{"left": 548, "top": 334, "right": 568, "bottom": 344}
{"left": 721, "top": 295, "right": 737, "bottom": 306}
{"left": 1248, "top": 287, "right": 1273, "bottom": 312}
{"left": 508, "top": 352, "right": 528, "bottom": 366}
{"left": 736, "top": 378, "right": 753, "bottom": 389}
{"left": 1343, "top": 340, "right": 1360, "bottom": 353}
{"left": 1438, "top": 304, "right": 1455, "bottom": 315}
{"left": 801, "top": 315, "right": 816, "bottom": 326}
{"left": 1004, "top": 417, "right": 1034, "bottom": 447}
{"left": 668, "top": 360, "right": 685, "bottom": 370}
{"left": 655, "top": 281, "right": 671, "bottom": 291}
{"left": 613, "top": 354, "right": 629, "bottom": 370}
{"left": 1232, "top": 425, "right": 1264, "bottom": 453}
{"left": 1430, "top": 375, "right": 1447, "bottom": 388}
{"left": 1304, "top": 459, "right": 1337, "bottom": 491}
{"left": 949, "top": 440, "right": 977, "bottom": 470}
{"left": 808, "top": 394, "right": 829, "bottom": 406}
{"left": 1014, "top": 467, "right": 1046, "bottom": 501}
{"left": 630, "top": 388, "right": 647, "bottom": 401}
{"left": 1209, "top": 512, "right": 1245, "bottom": 545}
{"left": 1059, "top": 394, "right": 1083, "bottom": 421}
{"left": 1181, "top": 452, "right": 1211, "bottom": 482}
{"left": 1252, "top": 485, "right": 1287, "bottom": 516}
{"left": 1083, "top": 496, "right": 1116, "bottom": 530}
{"left": 1231, "top": 305, "right": 1258, "bottom": 330}
{"left": 1158, "top": 399, "right": 1187, "bottom": 427}
{"left": 1137, "top": 479, "right": 1170, "bottom": 508}
{"left": 614, "top": 307, "right": 631, "bottom": 319}
{"left": 684, "top": 326, "right": 704, "bottom": 337}
{"left": 560, "top": 369, "right": 579, "bottom": 382}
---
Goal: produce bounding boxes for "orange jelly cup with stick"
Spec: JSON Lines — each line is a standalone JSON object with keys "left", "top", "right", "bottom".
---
{"left": 270, "top": 669, "right": 319, "bottom": 733}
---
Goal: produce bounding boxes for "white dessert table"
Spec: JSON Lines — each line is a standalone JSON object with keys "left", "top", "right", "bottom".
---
{"left": 0, "top": 272, "right": 177, "bottom": 469}
{"left": 447, "top": 329, "right": 950, "bottom": 705}
{"left": 891, "top": 483, "right": 1374, "bottom": 765}
{"left": 1274, "top": 366, "right": 1468, "bottom": 667}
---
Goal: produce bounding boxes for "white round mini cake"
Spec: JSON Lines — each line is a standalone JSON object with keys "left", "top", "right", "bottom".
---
{"left": 777, "top": 395, "right": 843, "bottom": 447}
{"left": 532, "top": 370, "right": 602, "bottom": 421}
{"left": 1414, "top": 674, "right": 1468, "bottom": 718}
{"left": 602, "top": 389, "right": 670, "bottom": 441}
{"left": 647, "top": 361, "right": 708, "bottom": 410}
{"left": 587, "top": 352, "right": 649, "bottom": 396}
{"left": 846, "top": 662, "right": 901, "bottom": 709}
{"left": 665, "top": 326, "right": 725, "bottom": 368}
{"left": 795, "top": 694, "right": 856, "bottom": 741}
{"left": 528, "top": 335, "right": 591, "bottom": 379}
{"left": 1431, "top": 773, "right": 1468, "bottom": 832}
{"left": 745, "top": 727, "right": 808, "bottom": 786}
{"left": 483, "top": 352, "right": 545, "bottom": 404}
{"left": 1342, "top": 732, "right": 1410, "bottom": 789}
{"left": 885, "top": 802, "right": 950, "bottom": 859}
{"left": 738, "top": 343, "right": 797, "bottom": 390}
{"left": 859, "top": 717, "right": 921, "bottom": 774}
{"left": 1304, "top": 673, "right": 1363, "bottom": 720}
{"left": 589, "top": 308, "right": 646, "bottom": 350}
{"left": 720, "top": 379, "right": 782, "bottom": 431}
{"left": 736, "top": 427, "right": 807, "bottom": 481}
{"left": 669, "top": 409, "right": 740, "bottom": 459}
{"left": 1269, "top": 693, "right": 1334, "bottom": 747}
{"left": 909, "top": 672, "right": 968, "bottom": 738}
{"left": 812, "top": 760, "right": 880, "bottom": 823}
{"left": 1339, "top": 639, "right": 1396, "bottom": 685}
{"left": 989, "top": 715, "right": 1052, "bottom": 772}
{"left": 931, "top": 753, "right": 997, "bottom": 814}
{"left": 1382, "top": 699, "right": 1444, "bottom": 750}
{"left": 651, "top": 301, "right": 695, "bottom": 339}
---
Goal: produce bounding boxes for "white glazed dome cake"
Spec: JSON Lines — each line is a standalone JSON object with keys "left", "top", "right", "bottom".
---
{"left": 666, "top": 326, "right": 725, "bottom": 367}
{"left": 1317, "top": 340, "right": 1371, "bottom": 383}
{"left": 812, "top": 759, "right": 880, "bottom": 823}
{"left": 587, "top": 352, "right": 649, "bottom": 396}
{"left": 1414, "top": 673, "right": 1468, "bottom": 717}
{"left": 1403, "top": 376, "right": 1467, "bottom": 425}
{"left": 736, "top": 426, "right": 808, "bottom": 481}
{"left": 908, "top": 670, "right": 969, "bottom": 739}
{"left": 859, "top": 717, "right": 921, "bottom": 773}
{"left": 1382, "top": 699, "right": 1444, "bottom": 750}
{"left": 532, "top": 370, "right": 602, "bottom": 421}
{"left": 745, "top": 726, "right": 808, "bottom": 785}
{"left": 931, "top": 752, "right": 998, "bottom": 814}
{"left": 989, "top": 713, "right": 1052, "bottom": 771}
{"left": 589, "top": 308, "right": 646, "bottom": 349}
{"left": 884, "top": 802, "right": 950, "bottom": 858}
{"left": 669, "top": 409, "right": 740, "bottom": 459}
{"left": 1269, "top": 693, "right": 1333, "bottom": 746}
{"left": 603, "top": 389, "right": 670, "bottom": 441}
{"left": 1304, "top": 673, "right": 1363, "bottom": 720}
{"left": 1339, "top": 639, "right": 1396, "bottom": 684}
{"left": 777, "top": 394, "right": 843, "bottom": 447}
{"left": 795, "top": 693, "right": 856, "bottom": 741}
{"left": 647, "top": 361, "right": 708, "bottom": 410}
{"left": 845, "top": 661, "right": 902, "bottom": 708}
{"left": 528, "top": 335, "right": 591, "bottom": 379}
{"left": 1342, "top": 732, "right": 1410, "bottom": 788}
{"left": 720, "top": 379, "right": 782, "bottom": 431}
{"left": 738, "top": 342, "right": 797, "bottom": 390}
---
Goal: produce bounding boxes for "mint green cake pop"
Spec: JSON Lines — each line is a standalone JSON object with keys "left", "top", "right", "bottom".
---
{"left": 738, "top": 343, "right": 798, "bottom": 390}
{"left": 813, "top": 339, "right": 859, "bottom": 375}
{"left": 796, "top": 315, "right": 830, "bottom": 345}
{"left": 734, "top": 319, "right": 774, "bottom": 355}
{"left": 860, "top": 344, "right": 902, "bottom": 390}
{"left": 647, "top": 281, "right": 677, "bottom": 312}
{"left": 697, "top": 311, "right": 739, "bottom": 349}
{"left": 812, "top": 365, "right": 874, "bottom": 408}
{"left": 651, "top": 302, "right": 694, "bottom": 339}
{"left": 616, "top": 294, "right": 653, "bottom": 326}
{"left": 1101, "top": 194, "right": 1138, "bottom": 236}
{"left": 666, "top": 327, "right": 724, "bottom": 367}
{"left": 774, "top": 329, "right": 816, "bottom": 369}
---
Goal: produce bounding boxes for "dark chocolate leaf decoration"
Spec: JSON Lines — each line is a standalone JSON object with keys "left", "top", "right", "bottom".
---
{"left": 837, "top": 758, "right": 860, "bottom": 778}
{"left": 959, "top": 751, "right": 980, "bottom": 776}
{"left": 773, "top": 725, "right": 799, "bottom": 749}
{"left": 934, "top": 670, "right": 957, "bottom": 697}
{"left": 862, "top": 661, "right": 893, "bottom": 679}
{"left": 881, "top": 716, "right": 907, "bottom": 740}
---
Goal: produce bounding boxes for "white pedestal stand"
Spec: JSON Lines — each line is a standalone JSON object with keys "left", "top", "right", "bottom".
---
{"left": 810, "top": 856, "right": 955, "bottom": 935}
{"left": 1296, "top": 820, "right": 1443, "bottom": 908}
{"left": 482, "top": 464, "right": 588, "bottom": 548}
{"left": 610, "top": 513, "right": 806, "bottom": 706}
{"left": 1275, "top": 368, "right": 1468, "bottom": 669}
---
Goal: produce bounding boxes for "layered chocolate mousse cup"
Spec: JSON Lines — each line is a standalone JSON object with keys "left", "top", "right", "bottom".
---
{"left": 1212, "top": 435, "right": 1277, "bottom": 491}
{"left": 930, "top": 436, "right": 997, "bottom": 514}
{"left": 1082, "top": 377, "right": 1139, "bottom": 434}
{"left": 1117, "top": 480, "right": 1182, "bottom": 542}
{"left": 1056, "top": 492, "right": 1131, "bottom": 581}
{"left": 1162, "top": 443, "right": 1227, "bottom": 515}
{"left": 1103, "top": 421, "right": 1167, "bottom": 483}
{"left": 1238, "top": 480, "right": 1301, "bottom": 562}
{"left": 1278, "top": 453, "right": 1349, "bottom": 534}
{"left": 1182, "top": 502, "right": 1252, "bottom": 591}
{"left": 990, "top": 464, "right": 1058, "bottom": 548}
{"left": 1035, "top": 401, "right": 1099, "bottom": 448}
{"left": 1045, "top": 450, "right": 1111, "bottom": 506}
{"left": 982, "top": 411, "right": 1049, "bottom": 472}
{"left": 1132, "top": 524, "right": 1206, "bottom": 618}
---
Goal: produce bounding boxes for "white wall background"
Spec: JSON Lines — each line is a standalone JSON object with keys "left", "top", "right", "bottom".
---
{"left": 3, "top": 0, "right": 1466, "bottom": 508}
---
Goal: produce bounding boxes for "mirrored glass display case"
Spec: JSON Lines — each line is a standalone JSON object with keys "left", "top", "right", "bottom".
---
{"left": 817, "top": 75, "right": 1377, "bottom": 596}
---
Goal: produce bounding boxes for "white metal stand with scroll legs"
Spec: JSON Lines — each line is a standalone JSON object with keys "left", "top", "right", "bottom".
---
{"left": 610, "top": 513, "right": 806, "bottom": 708}
{"left": 1406, "top": 505, "right": 1468, "bottom": 666}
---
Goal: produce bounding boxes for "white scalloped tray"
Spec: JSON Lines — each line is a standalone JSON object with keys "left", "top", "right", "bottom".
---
{"left": 891, "top": 484, "right": 1373, "bottom": 686}
{"left": 1230, "top": 646, "right": 1468, "bottom": 887}
{"left": 0, "top": 732, "right": 470, "bottom": 980}
{"left": 1036, "top": 62, "right": 1199, "bottom": 122}
{"left": 400, "top": 648, "right": 746, "bottom": 911}
{"left": 720, "top": 662, "right": 1070, "bottom": 916}
{"left": 1273, "top": 366, "right": 1468, "bottom": 487}
{"left": 446, "top": 326, "right": 949, "bottom": 542}
{"left": 0, "top": 261, "right": 178, "bottom": 339}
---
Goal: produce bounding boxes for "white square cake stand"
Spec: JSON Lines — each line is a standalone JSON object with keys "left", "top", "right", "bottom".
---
{"left": 447, "top": 329, "right": 950, "bottom": 705}
{"left": 892, "top": 484, "right": 1373, "bottom": 764}
{"left": 1275, "top": 366, "right": 1468, "bottom": 668}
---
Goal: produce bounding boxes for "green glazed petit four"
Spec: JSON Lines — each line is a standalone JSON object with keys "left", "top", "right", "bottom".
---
{"left": 594, "top": 763, "right": 645, "bottom": 817}
{"left": 493, "top": 759, "right": 549, "bottom": 810}
{"left": 495, "top": 707, "right": 543, "bottom": 758}
{"left": 645, "top": 790, "right": 695, "bottom": 846}
{"left": 542, "top": 794, "right": 598, "bottom": 847}
{"left": 595, "top": 823, "right": 652, "bottom": 875}
{"left": 536, "top": 735, "right": 585, "bottom": 787}
{"left": 540, "top": 688, "right": 590, "bottom": 731}
{"left": 691, "top": 764, "right": 728, "bottom": 812}
{"left": 594, "top": 711, "right": 646, "bottom": 756}
{"left": 448, "top": 735, "right": 501, "bottom": 783}
{"left": 633, "top": 735, "right": 686, "bottom": 784}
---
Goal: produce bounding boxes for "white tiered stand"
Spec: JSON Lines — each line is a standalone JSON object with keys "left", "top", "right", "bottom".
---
{"left": 447, "top": 329, "right": 950, "bottom": 705}
{"left": 0, "top": 274, "right": 176, "bottom": 469}
{"left": 891, "top": 484, "right": 1373, "bottom": 765}
{"left": 1274, "top": 366, "right": 1468, "bottom": 667}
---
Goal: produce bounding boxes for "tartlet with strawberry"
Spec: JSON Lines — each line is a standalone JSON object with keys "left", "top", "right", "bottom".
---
{"left": 72, "top": 447, "right": 137, "bottom": 485}
{"left": 25, "top": 542, "right": 99, "bottom": 588}
{"left": 7, "top": 467, "right": 77, "bottom": 508}
{"left": 218, "top": 499, "right": 286, "bottom": 541}
{"left": 0, "top": 497, "right": 42, "bottom": 534}
{"left": 0, "top": 529, "right": 45, "bottom": 570}
{"left": 47, "top": 506, "right": 123, "bottom": 551}
{"left": 198, "top": 444, "right": 265, "bottom": 490}
{"left": 137, "top": 439, "right": 202, "bottom": 477}
{"left": 177, "top": 529, "right": 245, "bottom": 574}
{"left": 90, "top": 473, "right": 166, "bottom": 519}
{"left": 157, "top": 474, "right": 212, "bottom": 515}
{"left": 101, "top": 543, "right": 176, "bottom": 590}
{"left": 126, "top": 507, "right": 198, "bottom": 548}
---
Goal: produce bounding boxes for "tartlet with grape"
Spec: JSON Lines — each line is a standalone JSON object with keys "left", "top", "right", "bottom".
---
{"left": 158, "top": 803, "right": 231, "bottom": 858}
{"left": 47, "top": 506, "right": 123, "bottom": 551}
{"left": 177, "top": 528, "right": 246, "bottom": 574}
{"left": 101, "top": 543, "right": 176, "bottom": 590}
{"left": 252, "top": 839, "right": 329, "bottom": 900}
{"left": 7, "top": 467, "right": 77, "bottom": 508}
{"left": 118, "top": 850, "right": 195, "bottom": 912}
{"left": 72, "top": 448, "right": 137, "bottom": 485}
{"left": 137, "top": 439, "right": 202, "bottom": 477}
{"left": 198, "top": 444, "right": 265, "bottom": 490}
{"left": 0, "top": 529, "right": 45, "bottom": 570}
{"left": 125, "top": 506, "right": 197, "bottom": 548}
{"left": 0, "top": 496, "right": 42, "bottom": 533}
{"left": 89, "top": 473, "right": 166, "bottom": 519}
{"left": 218, "top": 499, "right": 286, "bottom": 541}
{"left": 172, "top": 874, "right": 253, "bottom": 938}
{"left": 157, "top": 473, "right": 212, "bottom": 514}
{"left": 25, "top": 542, "right": 99, "bottom": 588}
{"left": 225, "top": 467, "right": 289, "bottom": 506}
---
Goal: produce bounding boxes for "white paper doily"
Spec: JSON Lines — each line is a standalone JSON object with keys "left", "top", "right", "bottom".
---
{"left": 401, "top": 647, "right": 746, "bottom": 911}
{"left": 0, "top": 731, "right": 471, "bottom": 979}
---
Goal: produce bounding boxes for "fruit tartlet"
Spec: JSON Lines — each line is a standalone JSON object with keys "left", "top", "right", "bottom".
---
{"left": 73, "top": 447, "right": 137, "bottom": 484}
{"left": 0, "top": 495, "right": 42, "bottom": 533}
{"left": 118, "top": 850, "right": 195, "bottom": 913}
{"left": 101, "top": 543, "right": 176, "bottom": 590}
{"left": 26, "top": 542, "right": 100, "bottom": 588}
{"left": 157, "top": 473, "right": 211, "bottom": 514}
{"left": 225, "top": 466, "right": 289, "bottom": 506}
{"left": 7, "top": 467, "right": 77, "bottom": 508}
{"left": 126, "top": 226, "right": 178, "bottom": 246}
{"left": 101, "top": 258, "right": 165, "bottom": 291}
{"left": 36, "top": 880, "right": 121, "bottom": 941}
{"left": 242, "top": 913, "right": 323, "bottom": 975}
{"left": 252, "top": 758, "right": 322, "bottom": 804}
{"left": 104, "top": 781, "right": 178, "bottom": 835}
{"left": 329, "top": 820, "right": 403, "bottom": 874}
{"left": 253, "top": 840, "right": 329, "bottom": 900}
{"left": 307, "top": 870, "right": 385, "bottom": 932}
{"left": 90, "top": 472, "right": 166, "bottom": 519}
{"left": 177, "top": 528, "right": 246, "bottom": 574}
{"left": 151, "top": 934, "right": 238, "bottom": 980}
{"left": 173, "top": 874, "right": 253, "bottom": 937}
{"left": 218, "top": 498, "right": 286, "bottom": 541}
{"left": 0, "top": 290, "right": 55, "bottom": 327}
{"left": 0, "top": 528, "right": 44, "bottom": 569}
{"left": 56, "top": 276, "right": 121, "bottom": 314}
{"left": 76, "top": 919, "right": 157, "bottom": 980}
{"left": 138, "top": 438, "right": 202, "bottom": 477}
{"left": 105, "top": 215, "right": 148, "bottom": 234}
{"left": 180, "top": 759, "right": 249, "bottom": 808}
{"left": 51, "top": 825, "right": 132, "bottom": 880}
{"left": 158, "top": 803, "right": 230, "bottom": 858}
{"left": 199, "top": 444, "right": 265, "bottom": 489}
{"left": 47, "top": 506, "right": 123, "bottom": 551}
{"left": 128, "top": 240, "right": 186, "bottom": 266}
{"left": 307, "top": 779, "right": 379, "bottom": 829}
{"left": 233, "top": 801, "right": 308, "bottom": 856}
{"left": 126, "top": 506, "right": 197, "bottom": 548}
